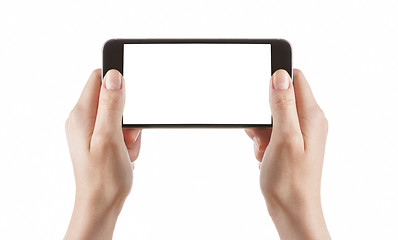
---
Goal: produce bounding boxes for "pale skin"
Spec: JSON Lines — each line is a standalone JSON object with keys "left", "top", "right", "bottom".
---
{"left": 64, "top": 68, "right": 331, "bottom": 240}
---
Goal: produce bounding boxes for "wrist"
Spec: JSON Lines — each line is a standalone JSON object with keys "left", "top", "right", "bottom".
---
{"left": 64, "top": 193, "right": 126, "bottom": 240}
{"left": 265, "top": 197, "right": 331, "bottom": 240}
{"left": 75, "top": 189, "right": 127, "bottom": 215}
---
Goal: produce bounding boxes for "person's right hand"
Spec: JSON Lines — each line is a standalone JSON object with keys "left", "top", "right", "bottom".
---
{"left": 245, "top": 69, "right": 331, "bottom": 240}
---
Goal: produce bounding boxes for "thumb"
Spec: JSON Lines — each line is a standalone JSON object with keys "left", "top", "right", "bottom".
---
{"left": 94, "top": 69, "right": 125, "bottom": 137}
{"left": 269, "top": 69, "right": 301, "bottom": 139}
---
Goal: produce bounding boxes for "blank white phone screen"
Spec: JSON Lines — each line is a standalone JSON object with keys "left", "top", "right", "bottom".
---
{"left": 123, "top": 43, "right": 271, "bottom": 125}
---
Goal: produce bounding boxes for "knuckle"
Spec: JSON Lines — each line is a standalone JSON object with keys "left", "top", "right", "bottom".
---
{"left": 275, "top": 130, "right": 303, "bottom": 152}
{"left": 271, "top": 93, "right": 295, "bottom": 111}
{"left": 99, "top": 94, "right": 123, "bottom": 111}
{"left": 307, "top": 105, "right": 322, "bottom": 119}
{"left": 284, "top": 134, "right": 302, "bottom": 150}
{"left": 91, "top": 133, "right": 117, "bottom": 152}
{"left": 316, "top": 106, "right": 326, "bottom": 119}
{"left": 91, "top": 137, "right": 107, "bottom": 151}
{"left": 65, "top": 105, "right": 83, "bottom": 128}
{"left": 95, "top": 131, "right": 112, "bottom": 144}
{"left": 310, "top": 106, "right": 328, "bottom": 130}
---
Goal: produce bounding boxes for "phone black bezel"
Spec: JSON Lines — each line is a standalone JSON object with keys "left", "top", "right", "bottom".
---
{"left": 102, "top": 38, "right": 292, "bottom": 128}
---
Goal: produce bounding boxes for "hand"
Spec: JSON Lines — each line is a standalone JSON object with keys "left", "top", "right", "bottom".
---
{"left": 64, "top": 69, "right": 142, "bottom": 240}
{"left": 245, "top": 69, "right": 331, "bottom": 240}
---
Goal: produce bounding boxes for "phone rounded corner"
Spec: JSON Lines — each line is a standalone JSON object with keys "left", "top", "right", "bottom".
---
{"left": 275, "top": 38, "right": 292, "bottom": 51}
{"left": 102, "top": 38, "right": 120, "bottom": 53}
{"left": 271, "top": 39, "right": 293, "bottom": 78}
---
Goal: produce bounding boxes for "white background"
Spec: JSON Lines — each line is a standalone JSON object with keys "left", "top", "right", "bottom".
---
{"left": 1, "top": 0, "right": 397, "bottom": 239}
{"left": 124, "top": 44, "right": 271, "bottom": 124}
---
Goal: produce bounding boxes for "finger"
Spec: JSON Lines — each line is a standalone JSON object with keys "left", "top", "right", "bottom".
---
{"left": 244, "top": 129, "right": 256, "bottom": 139}
{"left": 123, "top": 129, "right": 142, "bottom": 162}
{"left": 269, "top": 69, "right": 303, "bottom": 144}
{"left": 254, "top": 143, "right": 265, "bottom": 162}
{"left": 293, "top": 69, "right": 328, "bottom": 147}
{"left": 245, "top": 128, "right": 272, "bottom": 152}
{"left": 129, "top": 130, "right": 142, "bottom": 162}
{"left": 66, "top": 69, "right": 101, "bottom": 147}
{"left": 92, "top": 69, "right": 125, "bottom": 142}
{"left": 293, "top": 69, "right": 321, "bottom": 118}
{"left": 74, "top": 69, "right": 102, "bottom": 116}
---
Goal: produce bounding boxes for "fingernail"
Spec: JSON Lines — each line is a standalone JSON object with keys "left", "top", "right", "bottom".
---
{"left": 254, "top": 137, "right": 260, "bottom": 150}
{"left": 272, "top": 69, "right": 290, "bottom": 90}
{"left": 134, "top": 129, "right": 141, "bottom": 142}
{"left": 105, "top": 70, "right": 121, "bottom": 90}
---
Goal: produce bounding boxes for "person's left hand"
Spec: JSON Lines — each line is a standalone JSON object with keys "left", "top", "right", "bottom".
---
{"left": 64, "top": 69, "right": 141, "bottom": 240}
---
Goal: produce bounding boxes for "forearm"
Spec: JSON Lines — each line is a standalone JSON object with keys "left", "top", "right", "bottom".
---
{"left": 64, "top": 197, "right": 124, "bottom": 240}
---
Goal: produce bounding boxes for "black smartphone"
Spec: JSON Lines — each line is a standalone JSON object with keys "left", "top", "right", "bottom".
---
{"left": 102, "top": 38, "right": 292, "bottom": 128}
